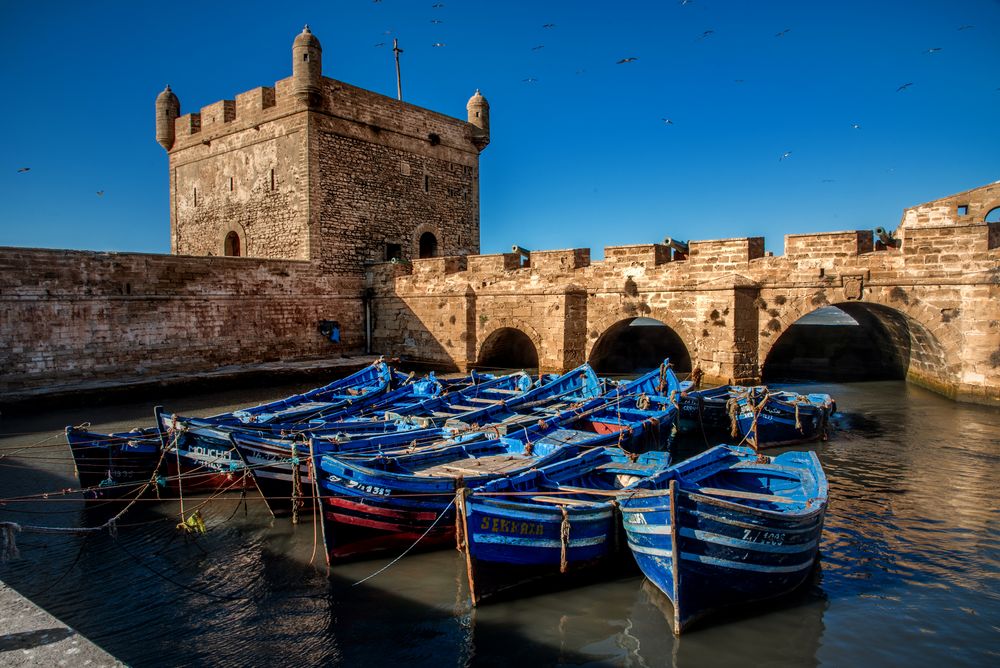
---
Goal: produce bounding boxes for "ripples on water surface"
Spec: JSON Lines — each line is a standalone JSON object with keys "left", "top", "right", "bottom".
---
{"left": 1, "top": 380, "right": 998, "bottom": 666}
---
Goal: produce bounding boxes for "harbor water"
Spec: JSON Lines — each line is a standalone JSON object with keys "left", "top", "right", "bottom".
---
{"left": 1, "top": 378, "right": 998, "bottom": 666}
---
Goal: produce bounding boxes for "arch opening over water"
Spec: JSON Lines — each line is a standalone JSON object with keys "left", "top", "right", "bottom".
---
{"left": 762, "top": 304, "right": 913, "bottom": 382}
{"left": 589, "top": 317, "right": 691, "bottom": 375}
{"left": 477, "top": 327, "right": 539, "bottom": 371}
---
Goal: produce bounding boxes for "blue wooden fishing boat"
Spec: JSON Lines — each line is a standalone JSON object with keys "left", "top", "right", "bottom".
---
{"left": 458, "top": 447, "right": 671, "bottom": 604}
{"left": 313, "top": 364, "right": 685, "bottom": 562}
{"left": 64, "top": 425, "right": 164, "bottom": 500}
{"left": 234, "top": 362, "right": 676, "bottom": 517}
{"left": 223, "top": 358, "right": 401, "bottom": 425}
{"left": 734, "top": 387, "right": 835, "bottom": 448}
{"left": 63, "top": 362, "right": 421, "bottom": 499}
{"left": 677, "top": 385, "right": 733, "bottom": 433}
{"left": 620, "top": 445, "right": 828, "bottom": 634}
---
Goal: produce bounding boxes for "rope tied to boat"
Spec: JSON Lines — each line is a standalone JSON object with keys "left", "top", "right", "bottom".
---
{"left": 794, "top": 402, "right": 802, "bottom": 432}
{"left": 291, "top": 442, "right": 302, "bottom": 525}
{"left": 726, "top": 397, "right": 740, "bottom": 439}
{"left": 559, "top": 506, "right": 571, "bottom": 574}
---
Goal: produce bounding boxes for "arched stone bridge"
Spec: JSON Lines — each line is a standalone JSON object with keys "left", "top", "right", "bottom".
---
{"left": 371, "top": 182, "right": 1000, "bottom": 405}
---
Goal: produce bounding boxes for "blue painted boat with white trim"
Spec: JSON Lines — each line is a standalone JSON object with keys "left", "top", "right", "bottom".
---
{"left": 620, "top": 445, "right": 828, "bottom": 634}
{"left": 459, "top": 447, "right": 671, "bottom": 604}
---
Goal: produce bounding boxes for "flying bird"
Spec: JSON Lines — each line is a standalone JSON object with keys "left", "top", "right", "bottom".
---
{"left": 532, "top": 45, "right": 545, "bottom": 51}
{"left": 697, "top": 29, "right": 714, "bottom": 40}
{"left": 924, "top": 47, "right": 942, "bottom": 54}
{"left": 734, "top": 79, "right": 745, "bottom": 84}
{"left": 780, "top": 151, "right": 792, "bottom": 161}
{"left": 374, "top": 42, "right": 385, "bottom": 47}
{"left": 851, "top": 122, "right": 861, "bottom": 129}
{"left": 96, "top": 190, "right": 104, "bottom": 197}
{"left": 430, "top": 19, "right": 443, "bottom": 24}
{"left": 542, "top": 23, "right": 556, "bottom": 29}
{"left": 896, "top": 82, "right": 913, "bottom": 92}
{"left": 432, "top": 2, "right": 444, "bottom": 7}
{"left": 17, "top": 167, "right": 30, "bottom": 173}
{"left": 957, "top": 25, "right": 974, "bottom": 31}
{"left": 522, "top": 77, "right": 538, "bottom": 83}
{"left": 432, "top": 42, "right": 446, "bottom": 47}
{"left": 617, "top": 57, "right": 638, "bottom": 64}
{"left": 821, "top": 179, "right": 836, "bottom": 183}
{"left": 680, "top": 0, "right": 693, "bottom": 5}
{"left": 661, "top": 118, "right": 674, "bottom": 125}
{"left": 775, "top": 28, "right": 791, "bottom": 37}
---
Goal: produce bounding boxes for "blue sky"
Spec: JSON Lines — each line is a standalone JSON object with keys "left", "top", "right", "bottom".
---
{"left": 1, "top": 0, "right": 997, "bottom": 257}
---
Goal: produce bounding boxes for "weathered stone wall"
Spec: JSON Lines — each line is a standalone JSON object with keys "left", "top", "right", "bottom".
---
{"left": 170, "top": 80, "right": 311, "bottom": 261}
{"left": 370, "top": 184, "right": 1000, "bottom": 405}
{"left": 0, "top": 247, "right": 362, "bottom": 395}
{"left": 167, "top": 73, "right": 482, "bottom": 275}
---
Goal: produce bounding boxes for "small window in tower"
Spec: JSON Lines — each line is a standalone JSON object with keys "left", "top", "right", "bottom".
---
{"left": 428, "top": 133, "right": 441, "bottom": 146}
{"left": 385, "top": 243, "right": 402, "bottom": 261}
{"left": 229, "top": 177, "right": 234, "bottom": 192}
{"left": 419, "top": 232, "right": 438, "bottom": 259}
{"left": 424, "top": 175, "right": 430, "bottom": 193}
{"left": 957, "top": 205, "right": 968, "bottom": 216}
{"left": 270, "top": 169, "right": 276, "bottom": 191}
{"left": 224, "top": 231, "right": 241, "bottom": 257}
{"left": 193, "top": 188, "right": 198, "bottom": 207}
{"left": 303, "top": 53, "right": 309, "bottom": 62}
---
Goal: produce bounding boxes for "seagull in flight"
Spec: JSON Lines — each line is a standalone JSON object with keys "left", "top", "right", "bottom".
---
{"left": 957, "top": 25, "right": 974, "bottom": 31}
{"left": 374, "top": 42, "right": 385, "bottom": 47}
{"left": 431, "top": 19, "right": 443, "bottom": 24}
{"left": 432, "top": 2, "right": 445, "bottom": 7}
{"left": 680, "top": 0, "right": 693, "bottom": 5}
{"left": 775, "top": 28, "right": 791, "bottom": 37}
{"left": 734, "top": 79, "right": 745, "bottom": 84}
{"left": 850, "top": 122, "right": 861, "bottom": 129}
{"left": 432, "top": 42, "right": 446, "bottom": 47}
{"left": 17, "top": 167, "right": 30, "bottom": 173}
{"left": 780, "top": 151, "right": 792, "bottom": 161}
{"left": 543, "top": 23, "right": 556, "bottom": 29}
{"left": 821, "top": 179, "right": 836, "bottom": 183}
{"left": 522, "top": 77, "right": 538, "bottom": 83}
{"left": 532, "top": 45, "right": 545, "bottom": 51}
{"left": 924, "top": 47, "right": 942, "bottom": 54}
{"left": 617, "top": 57, "right": 638, "bottom": 64}
{"left": 96, "top": 190, "right": 104, "bottom": 197}
{"left": 896, "top": 82, "right": 913, "bottom": 92}
{"left": 661, "top": 118, "right": 674, "bottom": 125}
{"left": 697, "top": 29, "right": 715, "bottom": 40}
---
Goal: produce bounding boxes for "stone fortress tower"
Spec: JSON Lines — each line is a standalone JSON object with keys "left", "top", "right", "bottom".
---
{"left": 155, "top": 26, "right": 489, "bottom": 276}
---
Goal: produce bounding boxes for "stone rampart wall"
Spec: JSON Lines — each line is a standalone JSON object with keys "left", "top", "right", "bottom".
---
{"left": 0, "top": 248, "right": 363, "bottom": 396}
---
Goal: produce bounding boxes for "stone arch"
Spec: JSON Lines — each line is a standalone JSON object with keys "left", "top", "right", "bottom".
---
{"left": 983, "top": 204, "right": 1000, "bottom": 223}
{"left": 757, "top": 287, "right": 961, "bottom": 393}
{"left": 475, "top": 321, "right": 542, "bottom": 370}
{"left": 587, "top": 310, "right": 694, "bottom": 375}
{"left": 586, "top": 306, "right": 695, "bottom": 363}
{"left": 219, "top": 224, "right": 246, "bottom": 257}
{"left": 412, "top": 223, "right": 441, "bottom": 259}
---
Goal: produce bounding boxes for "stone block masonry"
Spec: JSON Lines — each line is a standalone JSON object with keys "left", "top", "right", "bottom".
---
{"left": 0, "top": 248, "right": 363, "bottom": 397}
{"left": 370, "top": 182, "right": 1000, "bottom": 406}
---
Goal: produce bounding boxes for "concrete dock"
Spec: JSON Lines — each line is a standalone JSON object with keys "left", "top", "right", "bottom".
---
{"left": 0, "top": 581, "right": 122, "bottom": 667}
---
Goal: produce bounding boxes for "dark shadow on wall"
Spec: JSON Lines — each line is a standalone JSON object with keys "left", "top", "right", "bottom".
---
{"left": 589, "top": 318, "right": 692, "bottom": 375}
{"left": 763, "top": 304, "right": 909, "bottom": 382}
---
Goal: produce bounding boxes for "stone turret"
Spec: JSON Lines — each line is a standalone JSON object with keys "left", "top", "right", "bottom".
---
{"left": 292, "top": 25, "right": 323, "bottom": 105}
{"left": 467, "top": 89, "right": 490, "bottom": 151}
{"left": 155, "top": 85, "right": 180, "bottom": 150}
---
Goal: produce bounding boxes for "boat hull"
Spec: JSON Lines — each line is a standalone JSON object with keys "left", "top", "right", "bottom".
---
{"left": 65, "top": 427, "right": 161, "bottom": 500}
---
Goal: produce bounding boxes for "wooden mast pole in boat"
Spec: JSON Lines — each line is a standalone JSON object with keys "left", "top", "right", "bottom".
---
{"left": 668, "top": 479, "right": 682, "bottom": 635}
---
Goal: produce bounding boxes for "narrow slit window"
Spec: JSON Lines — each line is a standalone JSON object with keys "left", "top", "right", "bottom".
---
{"left": 424, "top": 175, "right": 430, "bottom": 193}
{"left": 270, "top": 169, "right": 275, "bottom": 191}
{"left": 193, "top": 187, "right": 198, "bottom": 207}
{"left": 229, "top": 177, "right": 234, "bottom": 192}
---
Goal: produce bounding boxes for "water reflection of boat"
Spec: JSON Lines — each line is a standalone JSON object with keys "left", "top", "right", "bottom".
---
{"left": 620, "top": 445, "right": 828, "bottom": 634}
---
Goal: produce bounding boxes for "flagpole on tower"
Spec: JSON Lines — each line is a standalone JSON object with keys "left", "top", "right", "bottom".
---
{"left": 393, "top": 38, "right": 403, "bottom": 101}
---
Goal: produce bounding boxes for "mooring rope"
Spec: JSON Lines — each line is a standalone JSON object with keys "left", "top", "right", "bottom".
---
{"left": 350, "top": 497, "right": 456, "bottom": 587}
